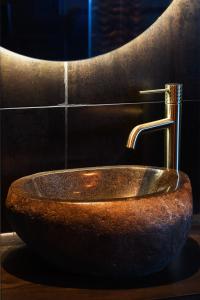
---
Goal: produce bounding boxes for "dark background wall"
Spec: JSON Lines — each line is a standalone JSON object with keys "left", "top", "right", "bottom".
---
{"left": 0, "top": 0, "right": 200, "bottom": 233}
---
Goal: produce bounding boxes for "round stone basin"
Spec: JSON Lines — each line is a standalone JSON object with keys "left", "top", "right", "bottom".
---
{"left": 6, "top": 165, "right": 193, "bottom": 279}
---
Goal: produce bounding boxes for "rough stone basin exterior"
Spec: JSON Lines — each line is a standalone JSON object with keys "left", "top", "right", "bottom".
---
{"left": 6, "top": 166, "right": 193, "bottom": 279}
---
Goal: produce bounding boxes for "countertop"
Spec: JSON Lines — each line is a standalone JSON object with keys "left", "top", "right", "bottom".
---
{"left": 1, "top": 223, "right": 200, "bottom": 300}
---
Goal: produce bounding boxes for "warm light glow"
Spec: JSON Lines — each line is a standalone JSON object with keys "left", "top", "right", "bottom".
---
{"left": 0, "top": 46, "right": 64, "bottom": 64}
{"left": 82, "top": 172, "right": 98, "bottom": 177}
{"left": 82, "top": 172, "right": 101, "bottom": 189}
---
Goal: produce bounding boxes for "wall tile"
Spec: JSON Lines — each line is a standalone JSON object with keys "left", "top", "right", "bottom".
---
{"left": 67, "top": 103, "right": 165, "bottom": 168}
{"left": 0, "top": 108, "right": 65, "bottom": 232}
{"left": 0, "top": 48, "right": 65, "bottom": 108}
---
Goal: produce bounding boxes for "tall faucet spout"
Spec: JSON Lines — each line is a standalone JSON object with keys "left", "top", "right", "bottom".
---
{"left": 126, "top": 118, "right": 174, "bottom": 149}
{"left": 126, "top": 83, "right": 182, "bottom": 171}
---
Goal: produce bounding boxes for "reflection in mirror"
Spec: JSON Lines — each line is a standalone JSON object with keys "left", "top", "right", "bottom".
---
{"left": 0, "top": 0, "right": 172, "bottom": 61}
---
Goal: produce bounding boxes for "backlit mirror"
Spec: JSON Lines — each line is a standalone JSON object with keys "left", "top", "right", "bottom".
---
{"left": 0, "top": 0, "right": 172, "bottom": 61}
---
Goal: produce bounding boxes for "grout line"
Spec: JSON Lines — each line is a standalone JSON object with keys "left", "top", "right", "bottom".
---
{"left": 64, "top": 62, "right": 68, "bottom": 169}
{"left": 0, "top": 102, "right": 162, "bottom": 110}
{"left": 0, "top": 105, "right": 67, "bottom": 110}
{"left": 0, "top": 100, "right": 199, "bottom": 111}
{"left": 63, "top": 101, "right": 164, "bottom": 107}
{"left": 64, "top": 62, "right": 68, "bottom": 105}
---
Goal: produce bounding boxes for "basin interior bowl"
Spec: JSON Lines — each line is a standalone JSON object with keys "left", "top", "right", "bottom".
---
{"left": 22, "top": 166, "right": 180, "bottom": 202}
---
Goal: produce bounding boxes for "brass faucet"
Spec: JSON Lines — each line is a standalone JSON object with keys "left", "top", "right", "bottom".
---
{"left": 127, "top": 84, "right": 182, "bottom": 171}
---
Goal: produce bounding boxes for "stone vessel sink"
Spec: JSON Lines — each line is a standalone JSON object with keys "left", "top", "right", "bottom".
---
{"left": 6, "top": 166, "right": 192, "bottom": 279}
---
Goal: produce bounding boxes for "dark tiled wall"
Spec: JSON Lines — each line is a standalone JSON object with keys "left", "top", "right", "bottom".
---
{"left": 0, "top": 49, "right": 65, "bottom": 108}
{"left": 67, "top": 104, "right": 164, "bottom": 168}
{"left": 0, "top": 108, "right": 65, "bottom": 231}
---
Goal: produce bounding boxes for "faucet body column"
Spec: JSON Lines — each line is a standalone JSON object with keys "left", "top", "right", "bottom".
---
{"left": 165, "top": 84, "right": 182, "bottom": 171}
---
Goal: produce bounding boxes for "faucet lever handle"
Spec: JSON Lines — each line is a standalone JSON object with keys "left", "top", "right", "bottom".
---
{"left": 139, "top": 88, "right": 169, "bottom": 94}
{"left": 140, "top": 84, "right": 182, "bottom": 104}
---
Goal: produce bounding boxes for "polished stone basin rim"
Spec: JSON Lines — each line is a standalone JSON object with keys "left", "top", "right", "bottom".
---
{"left": 7, "top": 165, "right": 186, "bottom": 203}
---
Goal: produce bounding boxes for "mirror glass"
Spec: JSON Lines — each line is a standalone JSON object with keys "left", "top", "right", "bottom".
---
{"left": 0, "top": 0, "right": 172, "bottom": 61}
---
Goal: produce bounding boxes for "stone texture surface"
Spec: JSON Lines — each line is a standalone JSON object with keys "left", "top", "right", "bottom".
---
{"left": 68, "top": 0, "right": 200, "bottom": 103}
{"left": 6, "top": 166, "right": 193, "bottom": 279}
{"left": 0, "top": 48, "right": 65, "bottom": 108}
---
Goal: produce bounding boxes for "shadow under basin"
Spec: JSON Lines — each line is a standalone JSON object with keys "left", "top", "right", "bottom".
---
{"left": 2, "top": 237, "right": 200, "bottom": 289}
